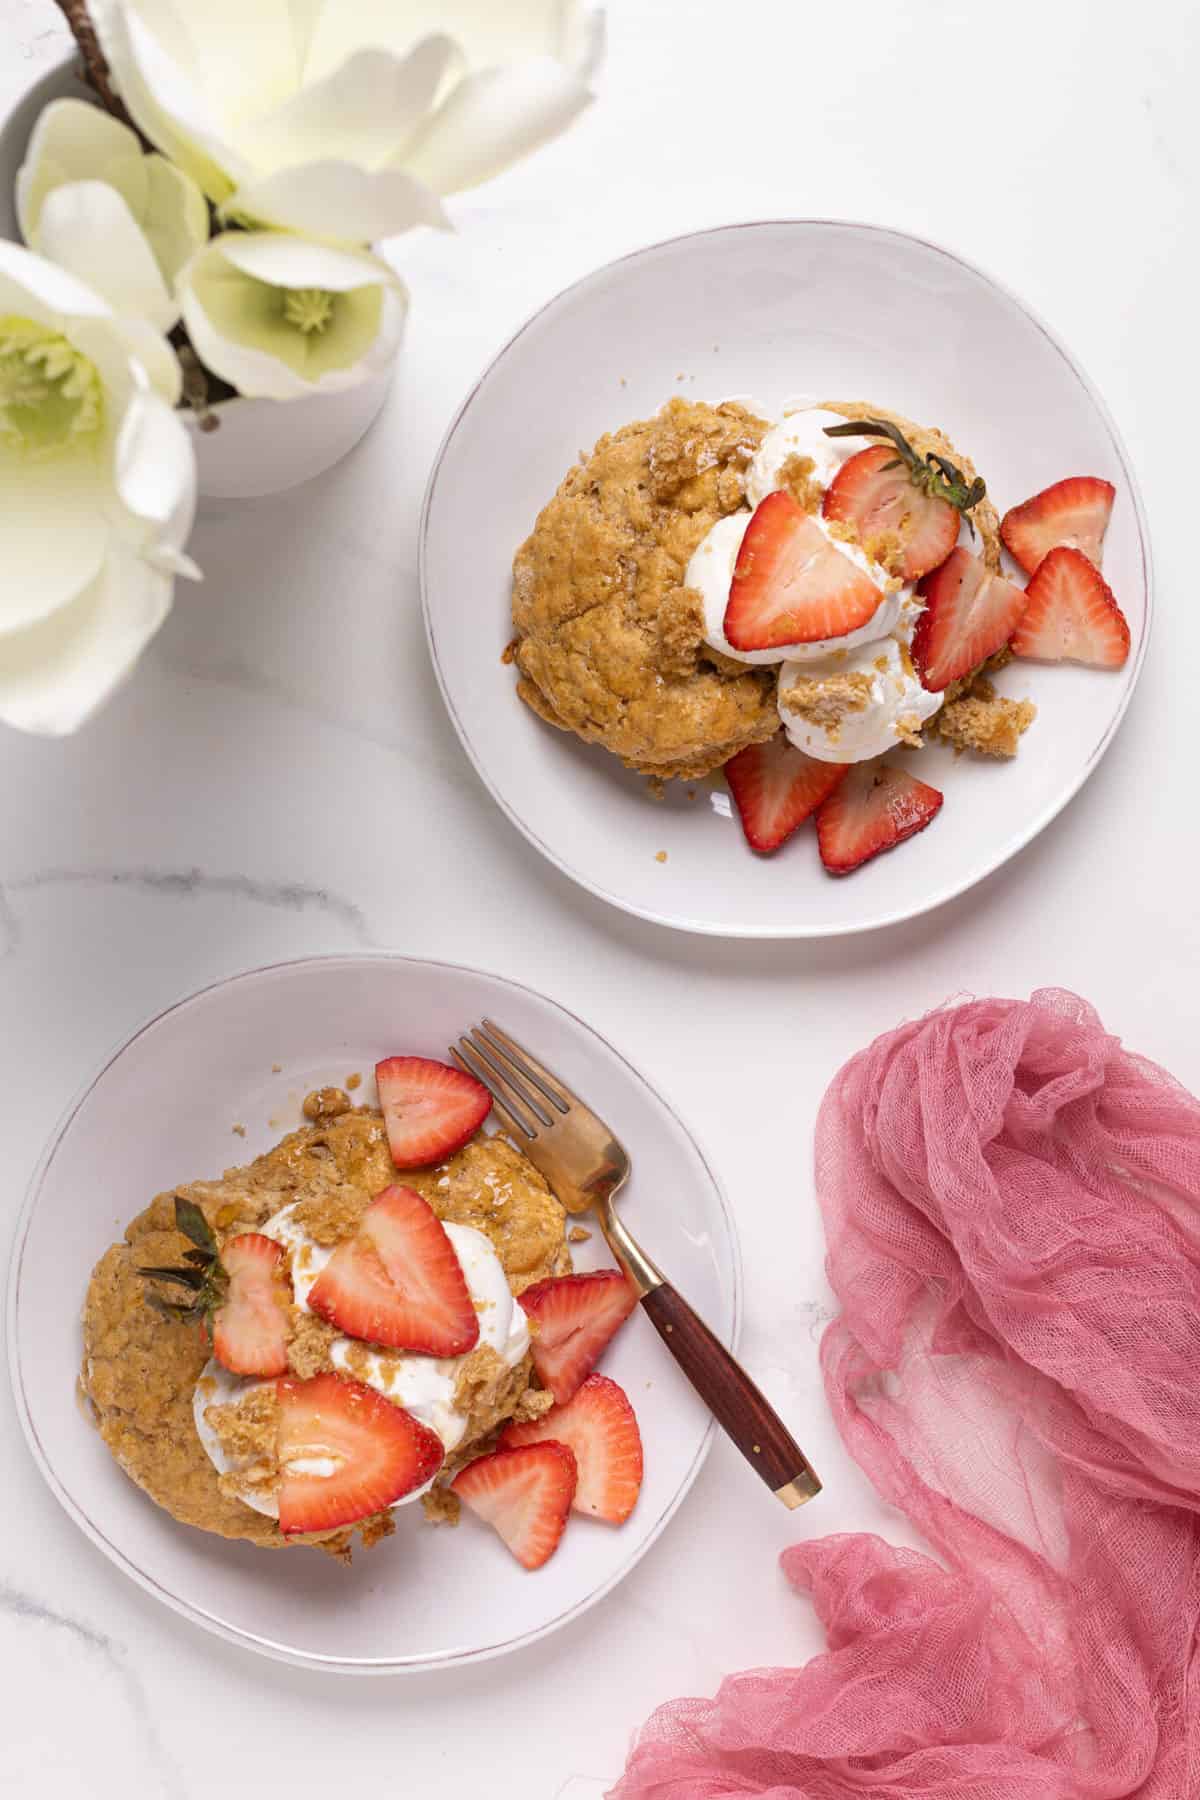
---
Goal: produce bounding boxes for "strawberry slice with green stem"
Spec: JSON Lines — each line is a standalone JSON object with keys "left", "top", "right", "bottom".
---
{"left": 308, "top": 1183, "right": 480, "bottom": 1355}
{"left": 816, "top": 761, "right": 944, "bottom": 875}
{"left": 823, "top": 443, "right": 960, "bottom": 580}
{"left": 519, "top": 1269, "right": 638, "bottom": 1405}
{"left": 376, "top": 1055, "right": 491, "bottom": 1168}
{"left": 1010, "top": 546, "right": 1130, "bottom": 668}
{"left": 138, "top": 1198, "right": 291, "bottom": 1378}
{"left": 822, "top": 416, "right": 987, "bottom": 575}
{"left": 501, "top": 1373, "right": 643, "bottom": 1525}
{"left": 1000, "top": 476, "right": 1115, "bottom": 575}
{"left": 724, "top": 733, "right": 848, "bottom": 852}
{"left": 452, "top": 1441, "right": 578, "bottom": 1569}
{"left": 912, "top": 546, "right": 1028, "bottom": 692}
{"left": 276, "top": 1371, "right": 444, "bottom": 1535}
{"left": 723, "top": 491, "right": 884, "bottom": 652}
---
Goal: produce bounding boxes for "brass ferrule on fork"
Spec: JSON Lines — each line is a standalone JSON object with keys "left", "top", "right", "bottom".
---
{"left": 597, "top": 1201, "right": 664, "bottom": 1298}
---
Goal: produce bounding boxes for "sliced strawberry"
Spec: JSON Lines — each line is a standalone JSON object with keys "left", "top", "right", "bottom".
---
{"left": 451, "top": 1441, "right": 577, "bottom": 1569}
{"left": 823, "top": 444, "right": 959, "bottom": 581}
{"left": 276, "top": 1372, "right": 444, "bottom": 1535}
{"left": 816, "top": 761, "right": 944, "bottom": 875}
{"left": 212, "top": 1233, "right": 290, "bottom": 1378}
{"left": 376, "top": 1055, "right": 491, "bottom": 1168}
{"left": 520, "top": 1269, "right": 638, "bottom": 1405}
{"left": 1000, "top": 476, "right": 1115, "bottom": 575}
{"left": 1011, "top": 546, "right": 1130, "bottom": 669}
{"left": 500, "top": 1374, "right": 643, "bottom": 1525}
{"left": 308, "top": 1184, "right": 479, "bottom": 1355}
{"left": 724, "top": 733, "right": 848, "bottom": 853}
{"left": 723, "top": 490, "right": 883, "bottom": 651}
{"left": 912, "top": 546, "right": 1028, "bottom": 692}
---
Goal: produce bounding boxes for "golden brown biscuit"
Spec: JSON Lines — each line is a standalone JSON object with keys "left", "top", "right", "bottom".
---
{"left": 511, "top": 399, "right": 780, "bottom": 780}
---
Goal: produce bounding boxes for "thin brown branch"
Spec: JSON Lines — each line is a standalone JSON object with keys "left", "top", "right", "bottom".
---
{"left": 50, "top": 0, "right": 139, "bottom": 131}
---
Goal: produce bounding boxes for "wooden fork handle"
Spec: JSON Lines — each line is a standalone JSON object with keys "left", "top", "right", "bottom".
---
{"left": 640, "top": 1283, "right": 821, "bottom": 1507}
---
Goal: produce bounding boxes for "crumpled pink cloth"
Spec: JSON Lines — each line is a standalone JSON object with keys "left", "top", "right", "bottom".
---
{"left": 614, "top": 990, "right": 1200, "bottom": 1799}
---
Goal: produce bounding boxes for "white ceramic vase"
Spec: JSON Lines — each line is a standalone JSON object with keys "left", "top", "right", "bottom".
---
{"left": 0, "top": 55, "right": 396, "bottom": 501}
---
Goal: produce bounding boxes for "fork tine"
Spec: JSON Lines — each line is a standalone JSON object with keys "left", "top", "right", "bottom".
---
{"left": 478, "top": 1020, "right": 572, "bottom": 1115}
{"left": 467, "top": 1030, "right": 557, "bottom": 1128}
{"left": 450, "top": 1041, "right": 539, "bottom": 1139}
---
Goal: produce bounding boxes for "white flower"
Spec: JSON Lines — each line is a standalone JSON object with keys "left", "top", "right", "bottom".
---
{"left": 0, "top": 243, "right": 198, "bottom": 737}
{"left": 91, "top": 0, "right": 603, "bottom": 243}
{"left": 177, "top": 232, "right": 406, "bottom": 400}
{"left": 16, "top": 98, "right": 208, "bottom": 333}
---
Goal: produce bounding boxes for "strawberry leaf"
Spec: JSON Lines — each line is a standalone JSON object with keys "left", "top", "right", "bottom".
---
{"left": 136, "top": 1264, "right": 207, "bottom": 1290}
{"left": 175, "top": 1196, "right": 217, "bottom": 1253}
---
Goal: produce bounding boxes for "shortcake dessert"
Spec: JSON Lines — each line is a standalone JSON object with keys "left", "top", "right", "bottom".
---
{"left": 511, "top": 396, "right": 1131, "bottom": 876}
{"left": 82, "top": 1053, "right": 644, "bottom": 1567}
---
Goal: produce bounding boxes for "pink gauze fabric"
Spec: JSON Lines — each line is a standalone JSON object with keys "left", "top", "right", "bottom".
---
{"left": 613, "top": 990, "right": 1200, "bottom": 1799}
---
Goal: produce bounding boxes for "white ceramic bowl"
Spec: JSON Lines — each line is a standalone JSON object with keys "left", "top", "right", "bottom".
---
{"left": 422, "top": 221, "right": 1152, "bottom": 938}
{"left": 8, "top": 955, "right": 739, "bottom": 1672}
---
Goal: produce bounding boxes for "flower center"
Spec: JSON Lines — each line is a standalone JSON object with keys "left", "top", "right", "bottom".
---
{"left": 282, "top": 288, "right": 336, "bottom": 335}
{"left": 0, "top": 316, "right": 103, "bottom": 458}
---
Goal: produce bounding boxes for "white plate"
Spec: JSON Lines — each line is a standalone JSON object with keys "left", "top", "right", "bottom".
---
{"left": 8, "top": 955, "right": 738, "bottom": 1673}
{"left": 421, "top": 221, "right": 1152, "bottom": 937}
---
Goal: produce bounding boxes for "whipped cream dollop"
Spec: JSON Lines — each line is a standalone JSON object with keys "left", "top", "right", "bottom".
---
{"left": 777, "top": 635, "right": 942, "bottom": 764}
{"left": 745, "top": 405, "right": 860, "bottom": 507}
{"left": 193, "top": 1203, "right": 530, "bottom": 1519}
{"left": 685, "top": 509, "right": 907, "bottom": 666}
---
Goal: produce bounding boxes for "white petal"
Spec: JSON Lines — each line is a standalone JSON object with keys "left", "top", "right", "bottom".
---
{"left": 91, "top": 0, "right": 248, "bottom": 199}
{"left": 138, "top": 0, "right": 302, "bottom": 111}
{"left": 111, "top": 386, "right": 198, "bottom": 561}
{"left": 0, "top": 240, "right": 112, "bottom": 327}
{"left": 100, "top": 317, "right": 184, "bottom": 406}
{"left": 15, "top": 97, "right": 142, "bottom": 241}
{"left": 398, "top": 56, "right": 592, "bottom": 195}
{"left": 287, "top": 0, "right": 324, "bottom": 71}
{"left": 239, "top": 40, "right": 457, "bottom": 174}
{"left": 0, "top": 446, "right": 111, "bottom": 634}
{"left": 226, "top": 159, "right": 446, "bottom": 240}
{"left": 137, "top": 156, "right": 210, "bottom": 284}
{"left": 0, "top": 543, "right": 174, "bottom": 736}
{"left": 178, "top": 237, "right": 405, "bottom": 400}
{"left": 303, "top": 0, "right": 573, "bottom": 81}
{"left": 33, "top": 182, "right": 177, "bottom": 332}
{"left": 211, "top": 231, "right": 401, "bottom": 292}
{"left": 564, "top": 3, "right": 606, "bottom": 81}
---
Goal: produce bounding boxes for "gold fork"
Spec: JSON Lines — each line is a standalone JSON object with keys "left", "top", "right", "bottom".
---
{"left": 451, "top": 1020, "right": 821, "bottom": 1509}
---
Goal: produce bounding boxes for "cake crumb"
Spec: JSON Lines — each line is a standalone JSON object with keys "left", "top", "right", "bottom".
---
{"left": 569, "top": 1226, "right": 592, "bottom": 1243}
{"left": 303, "top": 1087, "right": 351, "bottom": 1122}
{"left": 777, "top": 453, "right": 824, "bottom": 514}
{"left": 231, "top": 1123, "right": 246, "bottom": 1138}
{"left": 345, "top": 1073, "right": 362, "bottom": 1092}
{"left": 271, "top": 1063, "right": 282, "bottom": 1074}
{"left": 422, "top": 1486, "right": 462, "bottom": 1526}
{"left": 780, "top": 670, "right": 873, "bottom": 733}
{"left": 655, "top": 850, "right": 668, "bottom": 864}
{"left": 934, "top": 676, "right": 1037, "bottom": 759}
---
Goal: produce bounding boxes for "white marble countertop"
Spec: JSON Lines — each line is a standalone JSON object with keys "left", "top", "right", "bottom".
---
{"left": 2, "top": 2, "right": 1197, "bottom": 1794}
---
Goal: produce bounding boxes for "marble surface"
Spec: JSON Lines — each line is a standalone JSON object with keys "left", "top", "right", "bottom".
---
{"left": 2, "top": 1, "right": 1198, "bottom": 1794}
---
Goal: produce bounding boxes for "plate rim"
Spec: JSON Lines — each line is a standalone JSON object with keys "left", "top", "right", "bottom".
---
{"left": 420, "top": 216, "right": 1154, "bottom": 939}
{"left": 7, "top": 951, "right": 742, "bottom": 1675}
